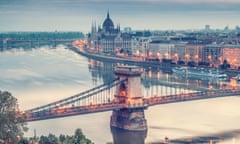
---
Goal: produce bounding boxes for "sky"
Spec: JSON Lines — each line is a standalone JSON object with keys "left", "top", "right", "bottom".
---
{"left": 0, "top": 0, "right": 240, "bottom": 33}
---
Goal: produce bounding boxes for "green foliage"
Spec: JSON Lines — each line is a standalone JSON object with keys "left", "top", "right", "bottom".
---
{"left": 62, "top": 129, "right": 94, "bottom": 144}
{"left": 0, "top": 91, "right": 93, "bottom": 144}
{"left": 27, "top": 129, "right": 94, "bottom": 144}
{"left": 39, "top": 135, "right": 48, "bottom": 144}
{"left": 0, "top": 32, "right": 85, "bottom": 41}
{"left": 59, "top": 134, "right": 66, "bottom": 144}
{"left": 72, "top": 129, "right": 86, "bottom": 144}
{"left": 18, "top": 138, "right": 29, "bottom": 144}
{"left": 39, "top": 134, "right": 58, "bottom": 144}
{"left": 0, "top": 90, "right": 28, "bottom": 144}
{"left": 219, "top": 59, "right": 231, "bottom": 69}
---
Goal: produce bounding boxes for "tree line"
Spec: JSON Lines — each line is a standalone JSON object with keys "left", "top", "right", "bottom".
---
{"left": 18, "top": 128, "right": 93, "bottom": 144}
{"left": 0, "top": 32, "right": 84, "bottom": 41}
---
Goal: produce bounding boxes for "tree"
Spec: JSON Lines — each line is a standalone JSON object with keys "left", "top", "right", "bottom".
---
{"left": 0, "top": 90, "right": 28, "bottom": 144}
{"left": 65, "top": 135, "right": 74, "bottom": 144}
{"left": 219, "top": 59, "right": 231, "bottom": 69}
{"left": 47, "top": 133, "right": 58, "bottom": 144}
{"left": 38, "top": 134, "right": 58, "bottom": 144}
{"left": 39, "top": 136, "right": 49, "bottom": 144}
{"left": 72, "top": 129, "right": 85, "bottom": 144}
{"left": 18, "top": 138, "right": 29, "bottom": 144}
{"left": 72, "top": 129, "right": 93, "bottom": 144}
{"left": 59, "top": 134, "right": 66, "bottom": 144}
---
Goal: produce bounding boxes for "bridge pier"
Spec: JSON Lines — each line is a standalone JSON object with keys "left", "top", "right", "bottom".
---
{"left": 110, "top": 65, "right": 147, "bottom": 131}
{"left": 111, "top": 108, "right": 147, "bottom": 131}
{"left": 111, "top": 125, "right": 147, "bottom": 144}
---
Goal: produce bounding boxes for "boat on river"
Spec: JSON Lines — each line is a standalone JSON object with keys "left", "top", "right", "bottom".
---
{"left": 172, "top": 67, "right": 227, "bottom": 79}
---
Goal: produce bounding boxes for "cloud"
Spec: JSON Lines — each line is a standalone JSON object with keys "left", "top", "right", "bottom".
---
{"left": 0, "top": 0, "right": 239, "bottom": 31}
{"left": 80, "top": 0, "right": 240, "bottom": 3}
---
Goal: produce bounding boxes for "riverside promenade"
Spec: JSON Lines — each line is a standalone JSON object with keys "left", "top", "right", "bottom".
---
{"left": 71, "top": 41, "right": 239, "bottom": 76}
{"left": 71, "top": 42, "right": 173, "bottom": 70}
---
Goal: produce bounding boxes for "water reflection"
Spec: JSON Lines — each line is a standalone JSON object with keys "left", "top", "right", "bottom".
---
{"left": 0, "top": 40, "right": 62, "bottom": 51}
{"left": 111, "top": 126, "right": 147, "bottom": 144}
{"left": 111, "top": 125, "right": 240, "bottom": 144}
{"left": 88, "top": 59, "right": 116, "bottom": 85}
{"left": 87, "top": 59, "right": 239, "bottom": 144}
{"left": 87, "top": 59, "right": 231, "bottom": 95}
{"left": 170, "top": 129, "right": 240, "bottom": 144}
{"left": 1, "top": 45, "right": 240, "bottom": 144}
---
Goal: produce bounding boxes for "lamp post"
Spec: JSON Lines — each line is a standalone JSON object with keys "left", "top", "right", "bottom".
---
{"left": 174, "top": 53, "right": 178, "bottom": 63}
{"left": 195, "top": 54, "right": 199, "bottom": 64}
{"left": 165, "top": 52, "right": 169, "bottom": 59}
{"left": 148, "top": 51, "right": 152, "bottom": 57}
{"left": 208, "top": 55, "right": 212, "bottom": 66}
{"left": 185, "top": 53, "right": 190, "bottom": 64}
{"left": 157, "top": 52, "right": 161, "bottom": 61}
{"left": 136, "top": 50, "right": 140, "bottom": 56}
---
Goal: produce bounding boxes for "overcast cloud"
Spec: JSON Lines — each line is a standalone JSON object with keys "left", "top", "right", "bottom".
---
{"left": 0, "top": 0, "right": 239, "bottom": 32}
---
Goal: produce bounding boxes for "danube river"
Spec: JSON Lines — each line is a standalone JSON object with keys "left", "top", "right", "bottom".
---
{"left": 1, "top": 44, "right": 240, "bottom": 144}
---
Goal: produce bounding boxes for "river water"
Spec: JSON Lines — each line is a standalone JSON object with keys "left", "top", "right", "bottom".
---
{"left": 1, "top": 44, "right": 240, "bottom": 144}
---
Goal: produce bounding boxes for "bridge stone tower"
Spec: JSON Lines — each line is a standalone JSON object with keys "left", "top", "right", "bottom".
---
{"left": 110, "top": 65, "right": 147, "bottom": 131}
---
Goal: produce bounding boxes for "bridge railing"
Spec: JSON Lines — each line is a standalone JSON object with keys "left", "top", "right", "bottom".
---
{"left": 143, "top": 89, "right": 240, "bottom": 106}
{"left": 25, "top": 88, "right": 240, "bottom": 122}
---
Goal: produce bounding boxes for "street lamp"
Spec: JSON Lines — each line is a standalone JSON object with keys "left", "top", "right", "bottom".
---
{"left": 157, "top": 52, "right": 161, "bottom": 61}
{"left": 149, "top": 51, "right": 152, "bottom": 57}
{"left": 136, "top": 50, "right": 140, "bottom": 56}
{"left": 185, "top": 53, "right": 190, "bottom": 63}
{"left": 195, "top": 54, "right": 199, "bottom": 64}
{"left": 174, "top": 53, "right": 178, "bottom": 62}
{"left": 208, "top": 55, "right": 212, "bottom": 61}
{"left": 208, "top": 55, "right": 212, "bottom": 66}
{"left": 165, "top": 52, "right": 169, "bottom": 59}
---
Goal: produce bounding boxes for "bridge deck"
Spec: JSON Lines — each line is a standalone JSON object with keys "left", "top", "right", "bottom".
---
{"left": 144, "top": 89, "right": 240, "bottom": 107}
{"left": 25, "top": 89, "right": 240, "bottom": 122}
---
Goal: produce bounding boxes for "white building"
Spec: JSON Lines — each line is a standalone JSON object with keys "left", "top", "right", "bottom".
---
{"left": 149, "top": 41, "right": 174, "bottom": 59}
{"left": 131, "top": 37, "right": 151, "bottom": 58}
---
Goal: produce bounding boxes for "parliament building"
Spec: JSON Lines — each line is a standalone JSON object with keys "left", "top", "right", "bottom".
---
{"left": 88, "top": 11, "right": 132, "bottom": 54}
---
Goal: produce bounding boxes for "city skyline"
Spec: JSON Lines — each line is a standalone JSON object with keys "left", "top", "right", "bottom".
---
{"left": 1, "top": 0, "right": 240, "bottom": 33}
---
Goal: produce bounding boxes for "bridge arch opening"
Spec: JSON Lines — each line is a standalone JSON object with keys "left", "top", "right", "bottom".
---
{"left": 119, "top": 83, "right": 127, "bottom": 97}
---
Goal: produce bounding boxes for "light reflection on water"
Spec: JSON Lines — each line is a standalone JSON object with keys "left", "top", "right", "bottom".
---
{"left": 1, "top": 45, "right": 240, "bottom": 144}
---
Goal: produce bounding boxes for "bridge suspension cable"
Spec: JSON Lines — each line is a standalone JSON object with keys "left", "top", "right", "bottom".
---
{"left": 26, "top": 78, "right": 126, "bottom": 113}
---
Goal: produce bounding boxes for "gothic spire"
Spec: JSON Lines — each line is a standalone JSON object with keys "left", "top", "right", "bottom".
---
{"left": 107, "top": 9, "right": 110, "bottom": 19}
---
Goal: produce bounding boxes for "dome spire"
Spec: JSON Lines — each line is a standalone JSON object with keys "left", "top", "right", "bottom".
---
{"left": 103, "top": 9, "right": 114, "bottom": 33}
{"left": 107, "top": 9, "right": 110, "bottom": 19}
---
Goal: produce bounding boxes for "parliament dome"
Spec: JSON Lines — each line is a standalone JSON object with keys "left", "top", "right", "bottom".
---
{"left": 103, "top": 11, "right": 114, "bottom": 32}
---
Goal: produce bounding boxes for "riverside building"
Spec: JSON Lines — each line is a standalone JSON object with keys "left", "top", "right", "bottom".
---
{"left": 88, "top": 11, "right": 132, "bottom": 54}
{"left": 222, "top": 45, "right": 240, "bottom": 68}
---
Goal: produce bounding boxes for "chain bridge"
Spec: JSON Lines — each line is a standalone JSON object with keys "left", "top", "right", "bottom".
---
{"left": 24, "top": 65, "right": 240, "bottom": 131}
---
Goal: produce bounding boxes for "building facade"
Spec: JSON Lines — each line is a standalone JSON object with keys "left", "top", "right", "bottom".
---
{"left": 89, "top": 11, "right": 132, "bottom": 54}
{"left": 222, "top": 45, "right": 240, "bottom": 68}
{"left": 149, "top": 41, "right": 174, "bottom": 59}
{"left": 203, "top": 44, "right": 222, "bottom": 64}
{"left": 185, "top": 43, "right": 204, "bottom": 63}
